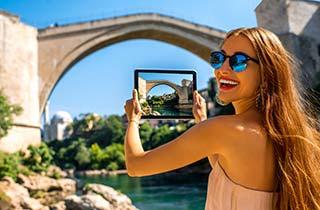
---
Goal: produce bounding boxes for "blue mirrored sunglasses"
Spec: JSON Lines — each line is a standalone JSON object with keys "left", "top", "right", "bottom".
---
{"left": 210, "top": 51, "right": 259, "bottom": 72}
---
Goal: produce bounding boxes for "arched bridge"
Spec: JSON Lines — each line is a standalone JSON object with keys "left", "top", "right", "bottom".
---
{"left": 38, "top": 13, "right": 226, "bottom": 113}
{"left": 138, "top": 78, "right": 193, "bottom": 104}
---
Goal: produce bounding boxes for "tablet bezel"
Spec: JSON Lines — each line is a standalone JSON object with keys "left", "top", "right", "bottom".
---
{"left": 134, "top": 68, "right": 197, "bottom": 119}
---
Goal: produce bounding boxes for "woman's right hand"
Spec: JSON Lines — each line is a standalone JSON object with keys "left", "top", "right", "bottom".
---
{"left": 192, "top": 91, "right": 207, "bottom": 123}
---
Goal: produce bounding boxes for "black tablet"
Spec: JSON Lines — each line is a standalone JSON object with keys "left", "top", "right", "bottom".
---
{"left": 134, "top": 68, "right": 197, "bottom": 119}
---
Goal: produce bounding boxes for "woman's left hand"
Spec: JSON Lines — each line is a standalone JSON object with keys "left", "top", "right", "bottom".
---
{"left": 192, "top": 90, "right": 207, "bottom": 123}
{"left": 124, "top": 89, "right": 144, "bottom": 122}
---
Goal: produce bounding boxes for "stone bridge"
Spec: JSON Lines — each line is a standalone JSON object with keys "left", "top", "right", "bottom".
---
{"left": 138, "top": 78, "right": 193, "bottom": 104}
{"left": 0, "top": 12, "right": 225, "bottom": 152}
{"left": 37, "top": 13, "right": 226, "bottom": 114}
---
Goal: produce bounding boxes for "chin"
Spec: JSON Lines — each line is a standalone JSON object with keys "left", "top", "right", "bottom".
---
{"left": 217, "top": 94, "right": 232, "bottom": 103}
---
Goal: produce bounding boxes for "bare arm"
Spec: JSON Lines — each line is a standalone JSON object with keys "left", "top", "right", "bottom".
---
{"left": 125, "top": 117, "right": 229, "bottom": 177}
{"left": 124, "top": 89, "right": 234, "bottom": 177}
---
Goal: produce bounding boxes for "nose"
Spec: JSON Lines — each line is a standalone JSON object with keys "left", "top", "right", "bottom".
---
{"left": 215, "top": 58, "right": 232, "bottom": 77}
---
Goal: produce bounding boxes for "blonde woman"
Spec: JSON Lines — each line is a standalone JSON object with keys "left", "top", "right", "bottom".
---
{"left": 124, "top": 27, "right": 320, "bottom": 210}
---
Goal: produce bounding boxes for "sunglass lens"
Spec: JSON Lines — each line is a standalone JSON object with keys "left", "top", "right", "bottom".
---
{"left": 230, "top": 54, "right": 247, "bottom": 72}
{"left": 210, "top": 52, "right": 224, "bottom": 69}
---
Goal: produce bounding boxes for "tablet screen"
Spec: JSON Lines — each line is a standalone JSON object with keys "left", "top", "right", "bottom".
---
{"left": 134, "top": 69, "right": 197, "bottom": 119}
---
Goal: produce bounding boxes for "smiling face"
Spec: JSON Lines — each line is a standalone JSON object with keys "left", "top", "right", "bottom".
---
{"left": 214, "top": 34, "right": 261, "bottom": 104}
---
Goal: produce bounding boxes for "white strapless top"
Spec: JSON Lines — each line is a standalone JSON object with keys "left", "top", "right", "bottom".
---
{"left": 205, "top": 160, "right": 279, "bottom": 210}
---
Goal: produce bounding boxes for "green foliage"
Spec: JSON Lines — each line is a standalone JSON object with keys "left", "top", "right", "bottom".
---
{"left": 139, "top": 121, "right": 153, "bottom": 145}
{"left": 74, "top": 143, "right": 91, "bottom": 170}
{"left": 0, "top": 151, "right": 22, "bottom": 181}
{"left": 88, "top": 143, "right": 124, "bottom": 170}
{"left": 104, "top": 143, "right": 125, "bottom": 170}
{"left": 89, "top": 143, "right": 108, "bottom": 169}
{"left": 143, "top": 124, "right": 176, "bottom": 150}
{"left": 147, "top": 95, "right": 165, "bottom": 107}
{"left": 88, "top": 115, "right": 125, "bottom": 147}
{"left": 0, "top": 90, "right": 23, "bottom": 138}
{"left": 107, "top": 162, "right": 118, "bottom": 171}
{"left": 22, "top": 142, "right": 54, "bottom": 173}
{"left": 51, "top": 138, "right": 89, "bottom": 169}
{"left": 69, "top": 113, "right": 104, "bottom": 139}
{"left": 47, "top": 113, "right": 191, "bottom": 171}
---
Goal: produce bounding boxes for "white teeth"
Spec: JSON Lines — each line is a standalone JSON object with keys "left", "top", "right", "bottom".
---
{"left": 219, "top": 79, "right": 239, "bottom": 85}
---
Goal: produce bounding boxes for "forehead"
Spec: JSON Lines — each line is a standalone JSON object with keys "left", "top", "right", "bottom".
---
{"left": 221, "top": 34, "right": 257, "bottom": 58}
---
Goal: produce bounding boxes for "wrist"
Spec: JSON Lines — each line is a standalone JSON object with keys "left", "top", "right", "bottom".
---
{"left": 195, "top": 116, "right": 207, "bottom": 124}
{"left": 128, "top": 119, "right": 140, "bottom": 126}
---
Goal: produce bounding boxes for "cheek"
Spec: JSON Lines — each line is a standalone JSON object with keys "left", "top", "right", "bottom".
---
{"left": 238, "top": 72, "right": 260, "bottom": 96}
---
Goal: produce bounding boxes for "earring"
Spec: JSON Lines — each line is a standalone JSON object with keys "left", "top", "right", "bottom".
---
{"left": 215, "top": 92, "right": 230, "bottom": 106}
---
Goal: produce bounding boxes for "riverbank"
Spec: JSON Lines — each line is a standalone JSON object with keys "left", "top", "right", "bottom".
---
{"left": 74, "top": 169, "right": 128, "bottom": 176}
{"left": 0, "top": 166, "right": 139, "bottom": 210}
{"left": 73, "top": 158, "right": 211, "bottom": 177}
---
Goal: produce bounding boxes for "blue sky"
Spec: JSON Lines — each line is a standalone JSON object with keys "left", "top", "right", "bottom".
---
{"left": 1, "top": 0, "right": 265, "bottom": 123}
{"left": 139, "top": 71, "right": 194, "bottom": 96}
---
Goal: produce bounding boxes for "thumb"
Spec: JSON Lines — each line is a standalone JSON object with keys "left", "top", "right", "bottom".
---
{"left": 133, "top": 89, "right": 138, "bottom": 100}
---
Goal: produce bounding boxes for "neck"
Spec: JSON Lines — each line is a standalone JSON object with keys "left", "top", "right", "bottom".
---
{"left": 232, "top": 96, "right": 257, "bottom": 115}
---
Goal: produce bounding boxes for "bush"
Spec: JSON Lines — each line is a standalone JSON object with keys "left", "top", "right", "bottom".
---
{"left": 104, "top": 143, "right": 125, "bottom": 170}
{"left": 89, "top": 143, "right": 124, "bottom": 170}
{"left": 0, "top": 151, "right": 31, "bottom": 181}
{"left": 0, "top": 90, "right": 23, "bottom": 138}
{"left": 22, "top": 142, "right": 54, "bottom": 173}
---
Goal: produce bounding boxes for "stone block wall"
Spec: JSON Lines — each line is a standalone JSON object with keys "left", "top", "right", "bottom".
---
{"left": 0, "top": 11, "right": 40, "bottom": 153}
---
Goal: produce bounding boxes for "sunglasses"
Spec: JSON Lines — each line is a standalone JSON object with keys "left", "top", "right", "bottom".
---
{"left": 210, "top": 50, "right": 259, "bottom": 72}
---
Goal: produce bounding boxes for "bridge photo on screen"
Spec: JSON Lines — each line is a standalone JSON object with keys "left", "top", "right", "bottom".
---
{"left": 135, "top": 69, "right": 197, "bottom": 119}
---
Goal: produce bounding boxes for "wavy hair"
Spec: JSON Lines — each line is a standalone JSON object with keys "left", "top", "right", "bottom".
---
{"left": 222, "top": 27, "right": 320, "bottom": 210}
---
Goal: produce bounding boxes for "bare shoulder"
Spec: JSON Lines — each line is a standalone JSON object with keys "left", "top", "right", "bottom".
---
{"left": 202, "top": 114, "right": 269, "bottom": 160}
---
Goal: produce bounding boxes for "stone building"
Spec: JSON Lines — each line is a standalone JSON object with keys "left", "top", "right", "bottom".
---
{"left": 45, "top": 111, "right": 73, "bottom": 141}
{"left": 256, "top": 0, "right": 320, "bottom": 87}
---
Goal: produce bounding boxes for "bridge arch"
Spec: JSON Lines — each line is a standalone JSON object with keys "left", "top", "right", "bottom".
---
{"left": 38, "top": 13, "right": 226, "bottom": 113}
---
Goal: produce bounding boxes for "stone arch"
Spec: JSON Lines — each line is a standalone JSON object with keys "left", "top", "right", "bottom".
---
{"left": 38, "top": 13, "right": 226, "bottom": 113}
{"left": 145, "top": 80, "right": 192, "bottom": 104}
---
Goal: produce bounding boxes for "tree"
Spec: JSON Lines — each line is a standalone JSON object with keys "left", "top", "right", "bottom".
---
{"left": 139, "top": 121, "right": 153, "bottom": 145}
{"left": 0, "top": 90, "right": 23, "bottom": 138}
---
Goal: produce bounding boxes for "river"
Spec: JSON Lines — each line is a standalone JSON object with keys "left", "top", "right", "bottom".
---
{"left": 77, "top": 171, "right": 209, "bottom": 210}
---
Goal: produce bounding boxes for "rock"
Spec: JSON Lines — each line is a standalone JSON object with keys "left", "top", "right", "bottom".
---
{"left": 21, "top": 197, "right": 50, "bottom": 210}
{"left": 18, "top": 174, "right": 61, "bottom": 191}
{"left": 57, "top": 178, "right": 77, "bottom": 194}
{"left": 49, "top": 201, "right": 66, "bottom": 210}
{"left": 64, "top": 169, "right": 75, "bottom": 178}
{"left": 83, "top": 184, "right": 138, "bottom": 210}
{"left": 65, "top": 194, "right": 112, "bottom": 210}
{"left": 46, "top": 165, "right": 67, "bottom": 179}
{"left": 0, "top": 176, "right": 49, "bottom": 210}
{"left": 17, "top": 174, "right": 76, "bottom": 205}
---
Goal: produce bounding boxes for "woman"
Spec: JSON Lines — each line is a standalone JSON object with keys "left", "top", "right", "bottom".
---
{"left": 124, "top": 27, "right": 320, "bottom": 210}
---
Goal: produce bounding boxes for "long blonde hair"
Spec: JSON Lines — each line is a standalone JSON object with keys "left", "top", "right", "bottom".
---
{"left": 222, "top": 27, "right": 320, "bottom": 210}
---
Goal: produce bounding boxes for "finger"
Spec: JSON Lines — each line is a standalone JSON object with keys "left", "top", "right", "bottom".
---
{"left": 132, "top": 89, "right": 138, "bottom": 100}
{"left": 196, "top": 93, "right": 201, "bottom": 104}
{"left": 193, "top": 91, "right": 198, "bottom": 101}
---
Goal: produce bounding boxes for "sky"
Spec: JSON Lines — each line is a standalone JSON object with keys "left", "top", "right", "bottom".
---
{"left": 139, "top": 71, "right": 194, "bottom": 96}
{"left": 1, "top": 0, "right": 266, "bottom": 123}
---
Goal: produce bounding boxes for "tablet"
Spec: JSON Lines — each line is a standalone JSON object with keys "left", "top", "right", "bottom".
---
{"left": 134, "top": 68, "right": 197, "bottom": 119}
